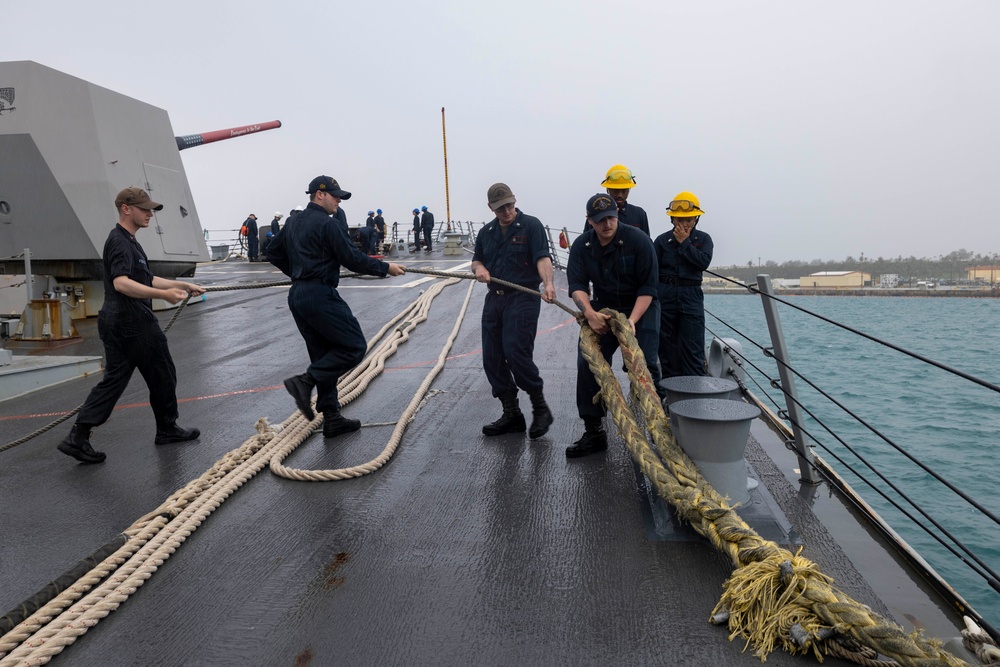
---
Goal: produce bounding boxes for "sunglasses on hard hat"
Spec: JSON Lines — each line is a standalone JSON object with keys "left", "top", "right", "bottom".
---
{"left": 667, "top": 200, "right": 702, "bottom": 213}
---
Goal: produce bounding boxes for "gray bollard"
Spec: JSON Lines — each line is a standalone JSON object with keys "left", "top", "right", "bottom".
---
{"left": 669, "top": 398, "right": 761, "bottom": 505}
{"left": 658, "top": 376, "right": 739, "bottom": 434}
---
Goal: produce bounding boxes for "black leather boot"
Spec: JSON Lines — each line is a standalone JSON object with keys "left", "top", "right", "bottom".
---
{"left": 57, "top": 424, "right": 106, "bottom": 464}
{"left": 284, "top": 372, "right": 316, "bottom": 421}
{"left": 155, "top": 423, "right": 201, "bottom": 445}
{"left": 323, "top": 410, "right": 361, "bottom": 438}
{"left": 482, "top": 392, "right": 526, "bottom": 436}
{"left": 528, "top": 390, "right": 553, "bottom": 439}
{"left": 565, "top": 418, "right": 607, "bottom": 458}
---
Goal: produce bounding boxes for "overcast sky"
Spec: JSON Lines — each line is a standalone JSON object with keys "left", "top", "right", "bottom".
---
{"left": 5, "top": 0, "right": 998, "bottom": 266}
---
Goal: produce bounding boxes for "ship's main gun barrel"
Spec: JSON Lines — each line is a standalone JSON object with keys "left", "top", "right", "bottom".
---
{"left": 175, "top": 120, "right": 282, "bottom": 151}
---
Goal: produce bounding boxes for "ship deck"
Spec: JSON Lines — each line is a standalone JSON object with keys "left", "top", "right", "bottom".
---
{"left": 0, "top": 251, "right": 963, "bottom": 666}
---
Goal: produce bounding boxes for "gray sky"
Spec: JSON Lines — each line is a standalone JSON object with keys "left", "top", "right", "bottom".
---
{"left": 6, "top": 0, "right": 999, "bottom": 266}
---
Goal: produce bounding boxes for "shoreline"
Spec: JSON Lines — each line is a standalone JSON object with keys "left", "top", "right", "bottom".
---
{"left": 705, "top": 287, "right": 999, "bottom": 297}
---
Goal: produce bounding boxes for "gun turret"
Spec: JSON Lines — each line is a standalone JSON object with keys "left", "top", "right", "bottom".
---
{"left": 175, "top": 120, "right": 282, "bottom": 151}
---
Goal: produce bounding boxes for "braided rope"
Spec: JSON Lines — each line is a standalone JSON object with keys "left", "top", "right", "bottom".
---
{"left": 963, "top": 616, "right": 1000, "bottom": 664}
{"left": 0, "top": 416, "right": 315, "bottom": 665}
{"left": 0, "top": 275, "right": 466, "bottom": 664}
{"left": 581, "top": 310, "right": 971, "bottom": 667}
{"left": 269, "top": 278, "right": 473, "bottom": 481}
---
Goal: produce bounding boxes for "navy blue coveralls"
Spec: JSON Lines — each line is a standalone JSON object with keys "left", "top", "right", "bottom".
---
{"left": 374, "top": 214, "right": 386, "bottom": 246}
{"left": 581, "top": 202, "right": 650, "bottom": 236}
{"left": 421, "top": 210, "right": 435, "bottom": 250}
{"left": 412, "top": 213, "right": 422, "bottom": 248}
{"left": 652, "top": 227, "right": 713, "bottom": 377}
{"left": 567, "top": 224, "right": 662, "bottom": 419}
{"left": 244, "top": 216, "right": 259, "bottom": 261}
{"left": 472, "top": 210, "right": 550, "bottom": 398}
{"left": 357, "top": 226, "right": 378, "bottom": 254}
{"left": 76, "top": 225, "right": 181, "bottom": 431}
{"left": 266, "top": 202, "right": 389, "bottom": 413}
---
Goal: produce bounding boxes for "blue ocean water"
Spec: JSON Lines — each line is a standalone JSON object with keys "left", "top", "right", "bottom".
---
{"left": 704, "top": 294, "right": 1000, "bottom": 626}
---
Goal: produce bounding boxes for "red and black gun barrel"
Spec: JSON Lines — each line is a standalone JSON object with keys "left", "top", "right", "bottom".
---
{"left": 175, "top": 120, "right": 282, "bottom": 151}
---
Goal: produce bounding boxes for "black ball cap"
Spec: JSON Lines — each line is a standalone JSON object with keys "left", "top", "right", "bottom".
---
{"left": 306, "top": 175, "right": 352, "bottom": 199}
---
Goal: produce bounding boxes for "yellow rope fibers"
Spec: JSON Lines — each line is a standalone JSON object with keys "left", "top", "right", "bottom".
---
{"left": 580, "top": 309, "right": 970, "bottom": 667}
{"left": 0, "top": 277, "right": 468, "bottom": 666}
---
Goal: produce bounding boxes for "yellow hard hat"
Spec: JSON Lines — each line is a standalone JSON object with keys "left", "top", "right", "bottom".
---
{"left": 601, "top": 164, "right": 636, "bottom": 189}
{"left": 666, "top": 191, "right": 704, "bottom": 218}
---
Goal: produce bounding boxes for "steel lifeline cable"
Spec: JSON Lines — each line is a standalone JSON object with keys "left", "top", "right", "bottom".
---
{"left": 0, "top": 272, "right": 977, "bottom": 666}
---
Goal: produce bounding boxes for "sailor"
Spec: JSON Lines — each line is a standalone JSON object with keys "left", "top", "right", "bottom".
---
{"left": 412, "top": 208, "right": 422, "bottom": 250}
{"left": 566, "top": 193, "right": 662, "bottom": 458}
{"left": 374, "top": 208, "right": 386, "bottom": 250}
{"left": 243, "top": 213, "right": 259, "bottom": 262}
{"left": 420, "top": 205, "right": 435, "bottom": 252}
{"left": 366, "top": 210, "right": 376, "bottom": 228}
{"left": 582, "top": 164, "right": 650, "bottom": 236}
{"left": 261, "top": 230, "right": 274, "bottom": 256}
{"left": 357, "top": 224, "right": 378, "bottom": 255}
{"left": 653, "top": 191, "right": 714, "bottom": 378}
{"left": 266, "top": 175, "right": 405, "bottom": 437}
{"left": 270, "top": 211, "right": 283, "bottom": 237}
{"left": 57, "top": 187, "right": 205, "bottom": 464}
{"left": 472, "top": 183, "right": 556, "bottom": 439}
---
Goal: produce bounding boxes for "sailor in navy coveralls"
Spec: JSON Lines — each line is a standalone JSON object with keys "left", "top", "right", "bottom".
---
{"left": 472, "top": 183, "right": 556, "bottom": 439}
{"left": 267, "top": 175, "right": 405, "bottom": 438}
{"left": 566, "top": 193, "right": 662, "bottom": 458}
{"left": 653, "top": 191, "right": 714, "bottom": 378}
{"left": 57, "top": 187, "right": 205, "bottom": 464}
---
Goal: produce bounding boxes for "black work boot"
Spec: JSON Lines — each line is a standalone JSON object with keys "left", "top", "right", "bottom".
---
{"left": 284, "top": 373, "right": 316, "bottom": 421}
{"left": 565, "top": 418, "right": 607, "bottom": 458}
{"left": 482, "top": 392, "right": 527, "bottom": 436}
{"left": 57, "top": 424, "right": 106, "bottom": 464}
{"left": 528, "top": 390, "right": 554, "bottom": 439}
{"left": 323, "top": 410, "right": 361, "bottom": 438}
{"left": 155, "top": 423, "right": 201, "bottom": 445}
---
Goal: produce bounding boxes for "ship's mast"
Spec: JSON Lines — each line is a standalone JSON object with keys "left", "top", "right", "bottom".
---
{"left": 441, "top": 107, "right": 451, "bottom": 231}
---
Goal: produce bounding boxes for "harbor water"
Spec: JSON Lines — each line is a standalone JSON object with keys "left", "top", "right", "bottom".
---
{"left": 705, "top": 293, "right": 1000, "bottom": 626}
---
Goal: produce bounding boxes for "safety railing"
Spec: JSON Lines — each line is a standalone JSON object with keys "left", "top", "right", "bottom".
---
{"left": 702, "top": 271, "right": 1000, "bottom": 640}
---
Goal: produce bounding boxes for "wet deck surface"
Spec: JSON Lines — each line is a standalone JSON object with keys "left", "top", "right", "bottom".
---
{"left": 0, "top": 253, "right": 954, "bottom": 666}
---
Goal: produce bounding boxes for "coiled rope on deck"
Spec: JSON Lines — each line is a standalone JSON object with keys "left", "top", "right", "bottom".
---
{"left": 269, "top": 277, "right": 473, "bottom": 481}
{"left": 0, "top": 273, "right": 467, "bottom": 665}
{"left": 580, "top": 310, "right": 970, "bottom": 667}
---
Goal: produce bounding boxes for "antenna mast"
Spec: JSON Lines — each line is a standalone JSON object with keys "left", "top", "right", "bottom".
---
{"left": 441, "top": 107, "right": 451, "bottom": 231}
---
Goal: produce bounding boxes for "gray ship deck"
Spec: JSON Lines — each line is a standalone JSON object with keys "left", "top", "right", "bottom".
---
{"left": 0, "top": 253, "right": 962, "bottom": 666}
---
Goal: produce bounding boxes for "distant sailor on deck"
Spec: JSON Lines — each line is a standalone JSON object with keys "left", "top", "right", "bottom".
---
{"left": 243, "top": 213, "right": 259, "bottom": 262}
{"left": 374, "top": 208, "right": 386, "bottom": 251}
{"left": 653, "top": 191, "right": 713, "bottom": 377}
{"left": 566, "top": 193, "right": 662, "bottom": 458}
{"left": 57, "top": 187, "right": 205, "bottom": 464}
{"left": 420, "top": 205, "right": 435, "bottom": 252}
{"left": 266, "top": 175, "right": 405, "bottom": 437}
{"left": 472, "top": 183, "right": 556, "bottom": 439}
{"left": 412, "top": 208, "right": 422, "bottom": 250}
